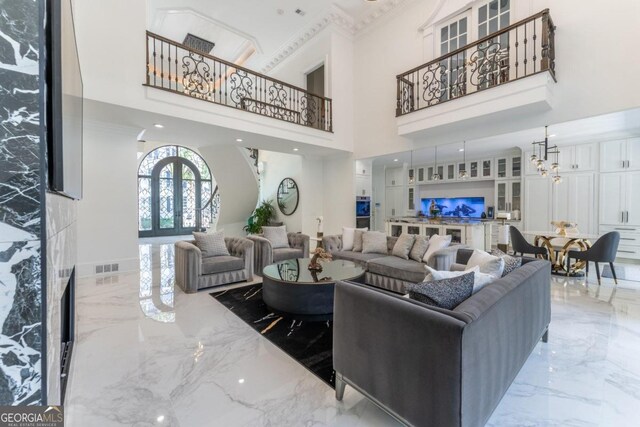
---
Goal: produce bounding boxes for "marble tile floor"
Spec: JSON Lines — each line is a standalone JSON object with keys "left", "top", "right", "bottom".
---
{"left": 64, "top": 242, "right": 640, "bottom": 426}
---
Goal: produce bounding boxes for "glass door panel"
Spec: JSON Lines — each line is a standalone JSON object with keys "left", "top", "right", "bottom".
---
{"left": 497, "top": 182, "right": 507, "bottom": 211}
{"left": 511, "top": 181, "right": 521, "bottom": 211}
{"left": 158, "top": 164, "right": 175, "bottom": 229}
{"left": 511, "top": 156, "right": 521, "bottom": 177}
{"left": 497, "top": 158, "right": 507, "bottom": 178}
{"left": 447, "top": 164, "right": 455, "bottom": 180}
{"left": 406, "top": 225, "right": 421, "bottom": 235}
{"left": 470, "top": 161, "right": 479, "bottom": 178}
{"left": 483, "top": 160, "right": 492, "bottom": 177}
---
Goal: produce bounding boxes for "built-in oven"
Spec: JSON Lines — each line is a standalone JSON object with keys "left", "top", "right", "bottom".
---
{"left": 356, "top": 196, "right": 371, "bottom": 229}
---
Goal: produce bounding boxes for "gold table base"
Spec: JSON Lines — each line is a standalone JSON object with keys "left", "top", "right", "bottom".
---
{"left": 534, "top": 235, "right": 592, "bottom": 275}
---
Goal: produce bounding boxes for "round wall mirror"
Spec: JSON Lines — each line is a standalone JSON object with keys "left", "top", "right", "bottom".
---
{"left": 277, "top": 178, "right": 299, "bottom": 216}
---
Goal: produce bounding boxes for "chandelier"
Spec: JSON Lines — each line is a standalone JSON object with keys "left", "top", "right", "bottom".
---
{"left": 432, "top": 145, "right": 441, "bottom": 181}
{"left": 529, "top": 126, "right": 562, "bottom": 184}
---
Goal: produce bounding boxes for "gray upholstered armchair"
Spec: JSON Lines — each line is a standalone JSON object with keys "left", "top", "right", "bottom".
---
{"left": 175, "top": 237, "right": 254, "bottom": 294}
{"left": 247, "top": 233, "right": 310, "bottom": 275}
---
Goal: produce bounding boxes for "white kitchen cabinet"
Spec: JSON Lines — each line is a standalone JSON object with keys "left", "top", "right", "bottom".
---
{"left": 385, "top": 167, "right": 403, "bottom": 187}
{"left": 599, "top": 172, "right": 640, "bottom": 226}
{"left": 469, "top": 160, "right": 480, "bottom": 179}
{"left": 496, "top": 155, "right": 520, "bottom": 179}
{"left": 356, "top": 175, "right": 372, "bottom": 197}
{"left": 457, "top": 162, "right": 467, "bottom": 180}
{"left": 552, "top": 173, "right": 596, "bottom": 234}
{"left": 416, "top": 166, "right": 426, "bottom": 183}
{"left": 407, "top": 186, "right": 416, "bottom": 212}
{"left": 523, "top": 176, "right": 552, "bottom": 233}
{"left": 385, "top": 186, "right": 404, "bottom": 218}
{"left": 600, "top": 138, "right": 640, "bottom": 172}
{"left": 355, "top": 160, "right": 372, "bottom": 176}
{"left": 495, "top": 180, "right": 521, "bottom": 214}
{"left": 445, "top": 163, "right": 456, "bottom": 181}
{"left": 481, "top": 159, "right": 493, "bottom": 178}
{"left": 559, "top": 143, "right": 596, "bottom": 171}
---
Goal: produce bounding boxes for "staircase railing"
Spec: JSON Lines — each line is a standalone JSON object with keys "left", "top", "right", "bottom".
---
{"left": 195, "top": 186, "right": 219, "bottom": 231}
{"left": 144, "top": 31, "right": 333, "bottom": 132}
{"left": 396, "top": 9, "right": 555, "bottom": 116}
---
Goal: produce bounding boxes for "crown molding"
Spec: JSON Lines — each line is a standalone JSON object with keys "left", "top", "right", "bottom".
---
{"left": 261, "top": 0, "right": 410, "bottom": 73}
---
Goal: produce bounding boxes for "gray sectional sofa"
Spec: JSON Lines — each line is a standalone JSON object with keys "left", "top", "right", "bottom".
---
{"left": 322, "top": 234, "right": 461, "bottom": 294}
{"left": 333, "top": 250, "right": 552, "bottom": 427}
{"left": 175, "top": 237, "right": 254, "bottom": 293}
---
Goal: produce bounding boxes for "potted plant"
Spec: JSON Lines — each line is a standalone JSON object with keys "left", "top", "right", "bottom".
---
{"left": 243, "top": 199, "right": 276, "bottom": 234}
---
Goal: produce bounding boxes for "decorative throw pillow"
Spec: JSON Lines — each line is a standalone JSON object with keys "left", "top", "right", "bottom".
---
{"left": 342, "top": 227, "right": 368, "bottom": 251}
{"left": 424, "top": 265, "right": 493, "bottom": 295}
{"left": 362, "top": 231, "right": 388, "bottom": 254}
{"left": 192, "top": 231, "right": 229, "bottom": 258}
{"left": 262, "top": 226, "right": 290, "bottom": 249}
{"left": 466, "top": 249, "right": 505, "bottom": 278}
{"left": 409, "top": 235, "right": 430, "bottom": 262}
{"left": 422, "top": 234, "right": 452, "bottom": 263}
{"left": 353, "top": 229, "right": 366, "bottom": 252}
{"left": 491, "top": 248, "right": 523, "bottom": 277}
{"left": 392, "top": 233, "right": 416, "bottom": 260}
{"left": 407, "top": 272, "right": 474, "bottom": 310}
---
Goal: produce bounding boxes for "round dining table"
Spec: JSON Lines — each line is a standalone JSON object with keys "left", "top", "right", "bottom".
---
{"left": 521, "top": 231, "right": 601, "bottom": 275}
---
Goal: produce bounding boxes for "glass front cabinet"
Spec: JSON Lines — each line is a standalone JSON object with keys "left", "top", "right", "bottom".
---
{"left": 494, "top": 179, "right": 522, "bottom": 214}
{"left": 495, "top": 155, "right": 522, "bottom": 179}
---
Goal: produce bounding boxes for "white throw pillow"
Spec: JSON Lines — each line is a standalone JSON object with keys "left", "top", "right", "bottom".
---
{"left": 422, "top": 234, "right": 452, "bottom": 263}
{"left": 342, "top": 226, "right": 368, "bottom": 251}
{"left": 424, "top": 265, "right": 494, "bottom": 294}
{"left": 466, "top": 250, "right": 505, "bottom": 278}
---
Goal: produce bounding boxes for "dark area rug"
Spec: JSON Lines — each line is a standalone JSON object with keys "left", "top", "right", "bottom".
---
{"left": 210, "top": 284, "right": 335, "bottom": 388}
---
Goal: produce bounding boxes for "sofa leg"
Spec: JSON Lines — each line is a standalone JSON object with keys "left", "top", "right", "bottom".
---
{"left": 335, "top": 373, "right": 346, "bottom": 401}
{"left": 542, "top": 329, "right": 549, "bottom": 343}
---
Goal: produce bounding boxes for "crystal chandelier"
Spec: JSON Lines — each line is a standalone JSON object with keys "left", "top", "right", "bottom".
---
{"left": 530, "top": 126, "right": 561, "bottom": 184}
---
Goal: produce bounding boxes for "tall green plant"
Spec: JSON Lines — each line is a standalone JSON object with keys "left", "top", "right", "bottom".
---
{"left": 244, "top": 199, "right": 276, "bottom": 234}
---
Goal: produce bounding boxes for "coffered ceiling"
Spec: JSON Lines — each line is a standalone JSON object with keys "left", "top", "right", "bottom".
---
{"left": 147, "top": 0, "right": 409, "bottom": 72}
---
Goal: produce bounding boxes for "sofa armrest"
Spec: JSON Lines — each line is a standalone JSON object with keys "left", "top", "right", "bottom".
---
{"left": 427, "top": 245, "right": 465, "bottom": 271}
{"left": 288, "top": 232, "right": 310, "bottom": 258}
{"left": 322, "top": 235, "right": 342, "bottom": 253}
{"left": 175, "top": 241, "right": 202, "bottom": 294}
{"left": 333, "top": 280, "right": 467, "bottom": 427}
{"left": 246, "top": 235, "right": 273, "bottom": 274}
{"left": 225, "top": 237, "right": 254, "bottom": 282}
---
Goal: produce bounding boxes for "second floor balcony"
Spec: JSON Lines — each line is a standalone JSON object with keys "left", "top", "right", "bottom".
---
{"left": 396, "top": 9, "right": 555, "bottom": 117}
{"left": 144, "top": 31, "right": 333, "bottom": 132}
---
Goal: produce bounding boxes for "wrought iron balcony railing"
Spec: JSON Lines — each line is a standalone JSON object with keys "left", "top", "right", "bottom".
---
{"left": 396, "top": 9, "right": 555, "bottom": 117}
{"left": 145, "top": 31, "right": 333, "bottom": 132}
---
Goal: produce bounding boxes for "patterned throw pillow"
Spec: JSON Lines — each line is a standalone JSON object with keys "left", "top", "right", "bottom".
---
{"left": 409, "top": 235, "right": 430, "bottom": 262}
{"left": 491, "top": 249, "right": 523, "bottom": 277}
{"left": 392, "top": 233, "right": 416, "bottom": 260}
{"left": 362, "top": 231, "right": 388, "bottom": 254}
{"left": 262, "top": 226, "right": 290, "bottom": 249}
{"left": 407, "top": 272, "right": 475, "bottom": 310}
{"left": 192, "top": 231, "right": 229, "bottom": 258}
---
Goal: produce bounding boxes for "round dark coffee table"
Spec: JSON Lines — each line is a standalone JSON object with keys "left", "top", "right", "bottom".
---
{"left": 262, "top": 258, "right": 365, "bottom": 318}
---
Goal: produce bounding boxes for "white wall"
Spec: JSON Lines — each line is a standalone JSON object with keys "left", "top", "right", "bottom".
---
{"left": 322, "top": 153, "right": 356, "bottom": 236}
{"left": 77, "top": 124, "right": 140, "bottom": 276}
{"left": 352, "top": 0, "right": 640, "bottom": 159}
{"left": 259, "top": 151, "right": 304, "bottom": 232}
{"left": 199, "top": 145, "right": 258, "bottom": 236}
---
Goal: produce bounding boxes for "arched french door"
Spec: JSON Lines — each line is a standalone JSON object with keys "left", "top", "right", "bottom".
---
{"left": 138, "top": 146, "right": 217, "bottom": 237}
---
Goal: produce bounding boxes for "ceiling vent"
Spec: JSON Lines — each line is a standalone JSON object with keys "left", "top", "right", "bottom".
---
{"left": 183, "top": 33, "right": 215, "bottom": 54}
{"left": 295, "top": 8, "right": 306, "bottom": 16}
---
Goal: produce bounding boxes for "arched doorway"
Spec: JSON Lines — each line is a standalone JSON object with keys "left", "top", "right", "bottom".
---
{"left": 138, "top": 146, "right": 218, "bottom": 237}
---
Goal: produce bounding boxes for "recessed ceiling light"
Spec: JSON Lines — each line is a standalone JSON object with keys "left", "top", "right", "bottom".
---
{"left": 459, "top": 148, "right": 465, "bottom": 152}
{"left": 238, "top": 378, "right": 245, "bottom": 384}
{"left": 393, "top": 158, "right": 399, "bottom": 162}
{"left": 236, "top": 138, "right": 243, "bottom": 142}
{"left": 549, "top": 134, "right": 557, "bottom": 137}
{"left": 154, "top": 123, "right": 164, "bottom": 128}
{"left": 293, "top": 148, "right": 299, "bottom": 152}
{"left": 157, "top": 415, "right": 165, "bottom": 422}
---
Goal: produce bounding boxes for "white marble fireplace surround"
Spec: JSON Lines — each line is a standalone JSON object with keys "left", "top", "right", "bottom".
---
{"left": 64, "top": 241, "right": 640, "bottom": 426}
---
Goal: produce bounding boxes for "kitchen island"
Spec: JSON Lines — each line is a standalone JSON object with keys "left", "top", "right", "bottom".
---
{"left": 385, "top": 218, "right": 493, "bottom": 251}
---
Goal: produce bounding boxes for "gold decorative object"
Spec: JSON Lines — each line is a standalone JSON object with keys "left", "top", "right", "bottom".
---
{"left": 551, "top": 221, "right": 578, "bottom": 237}
{"left": 308, "top": 248, "right": 332, "bottom": 272}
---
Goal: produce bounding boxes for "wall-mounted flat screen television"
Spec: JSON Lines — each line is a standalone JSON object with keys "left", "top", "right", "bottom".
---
{"left": 420, "top": 197, "right": 485, "bottom": 219}
{"left": 47, "top": 0, "right": 83, "bottom": 200}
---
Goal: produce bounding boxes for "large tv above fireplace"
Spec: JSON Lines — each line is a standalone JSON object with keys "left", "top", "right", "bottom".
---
{"left": 47, "top": 0, "right": 83, "bottom": 200}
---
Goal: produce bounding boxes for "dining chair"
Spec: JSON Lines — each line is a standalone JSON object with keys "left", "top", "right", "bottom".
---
{"left": 509, "top": 226, "right": 548, "bottom": 259}
{"left": 565, "top": 232, "right": 620, "bottom": 285}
